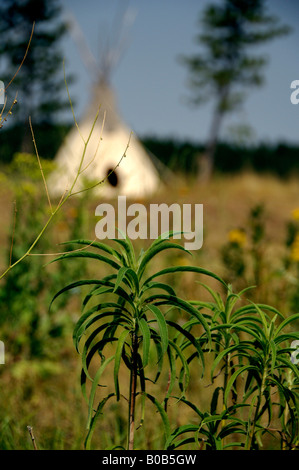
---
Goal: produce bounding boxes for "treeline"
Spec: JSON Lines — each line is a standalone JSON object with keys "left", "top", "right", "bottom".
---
{"left": 142, "top": 136, "right": 299, "bottom": 177}
{"left": 0, "top": 124, "right": 71, "bottom": 164}
{"left": 1, "top": 125, "right": 299, "bottom": 178}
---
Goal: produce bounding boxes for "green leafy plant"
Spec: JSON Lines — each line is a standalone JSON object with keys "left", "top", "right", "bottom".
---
{"left": 166, "top": 284, "right": 299, "bottom": 450}
{"left": 50, "top": 232, "right": 227, "bottom": 450}
{"left": 0, "top": 61, "right": 129, "bottom": 283}
{"left": 0, "top": 156, "right": 89, "bottom": 362}
{"left": 221, "top": 204, "right": 267, "bottom": 298}
{"left": 0, "top": 23, "right": 34, "bottom": 130}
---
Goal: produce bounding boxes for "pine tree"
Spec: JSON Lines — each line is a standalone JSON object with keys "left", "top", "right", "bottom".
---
{"left": 180, "top": 0, "right": 291, "bottom": 180}
{"left": 0, "top": 0, "right": 72, "bottom": 151}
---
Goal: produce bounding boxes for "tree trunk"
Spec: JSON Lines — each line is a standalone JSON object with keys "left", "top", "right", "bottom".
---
{"left": 197, "top": 86, "right": 229, "bottom": 181}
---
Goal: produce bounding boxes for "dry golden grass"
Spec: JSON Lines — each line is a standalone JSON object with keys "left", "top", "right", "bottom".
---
{"left": 1, "top": 169, "right": 298, "bottom": 272}
{"left": 0, "top": 170, "right": 298, "bottom": 449}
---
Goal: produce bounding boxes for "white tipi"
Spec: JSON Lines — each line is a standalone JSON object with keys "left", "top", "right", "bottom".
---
{"left": 49, "top": 10, "right": 160, "bottom": 200}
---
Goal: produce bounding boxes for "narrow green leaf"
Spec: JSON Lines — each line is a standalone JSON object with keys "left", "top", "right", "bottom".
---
{"left": 114, "top": 329, "right": 130, "bottom": 400}
{"left": 60, "top": 239, "right": 123, "bottom": 261}
{"left": 167, "top": 436, "right": 197, "bottom": 450}
{"left": 150, "top": 333, "right": 164, "bottom": 382}
{"left": 113, "top": 234, "right": 136, "bottom": 267}
{"left": 136, "top": 354, "right": 146, "bottom": 429}
{"left": 144, "top": 265, "right": 227, "bottom": 289}
{"left": 48, "top": 250, "right": 121, "bottom": 271}
{"left": 149, "top": 294, "right": 211, "bottom": 345}
{"left": 143, "top": 392, "right": 170, "bottom": 441}
{"left": 196, "top": 282, "right": 225, "bottom": 309}
{"left": 82, "top": 337, "right": 118, "bottom": 381}
{"left": 138, "top": 317, "right": 151, "bottom": 368}
{"left": 167, "top": 320, "right": 205, "bottom": 376}
{"left": 80, "top": 338, "right": 117, "bottom": 403}
{"left": 82, "top": 281, "right": 135, "bottom": 311}
{"left": 167, "top": 320, "right": 201, "bottom": 352}
{"left": 274, "top": 332, "right": 299, "bottom": 346}
{"left": 147, "top": 304, "right": 169, "bottom": 355}
{"left": 81, "top": 275, "right": 117, "bottom": 307}
{"left": 211, "top": 387, "right": 222, "bottom": 414}
{"left": 269, "top": 339, "right": 277, "bottom": 375}
{"left": 49, "top": 279, "right": 103, "bottom": 311}
{"left": 231, "top": 324, "right": 265, "bottom": 343}
{"left": 75, "top": 312, "right": 129, "bottom": 354}
{"left": 114, "top": 266, "right": 139, "bottom": 294}
{"left": 210, "top": 343, "right": 250, "bottom": 382}
{"left": 275, "top": 356, "right": 299, "bottom": 380}
{"left": 126, "top": 268, "right": 140, "bottom": 293}
{"left": 173, "top": 396, "right": 204, "bottom": 418}
{"left": 166, "top": 345, "right": 177, "bottom": 398}
{"left": 73, "top": 306, "right": 132, "bottom": 351}
{"left": 253, "top": 303, "right": 269, "bottom": 335}
{"left": 141, "top": 281, "right": 176, "bottom": 297}
{"left": 165, "top": 425, "right": 199, "bottom": 450}
{"left": 150, "top": 230, "right": 184, "bottom": 244}
{"left": 232, "top": 303, "right": 284, "bottom": 322}
{"left": 87, "top": 356, "right": 115, "bottom": 429}
{"left": 85, "top": 393, "right": 116, "bottom": 449}
{"left": 224, "top": 365, "right": 258, "bottom": 405}
{"left": 274, "top": 313, "right": 299, "bottom": 338}
{"left": 82, "top": 323, "right": 120, "bottom": 376}
{"left": 138, "top": 241, "right": 190, "bottom": 280}
{"left": 169, "top": 339, "right": 190, "bottom": 394}
{"left": 84, "top": 285, "right": 113, "bottom": 304}
{"left": 114, "top": 266, "right": 130, "bottom": 292}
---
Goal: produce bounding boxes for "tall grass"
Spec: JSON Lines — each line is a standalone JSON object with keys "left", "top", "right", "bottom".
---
{"left": 50, "top": 232, "right": 299, "bottom": 450}
{"left": 0, "top": 29, "right": 298, "bottom": 449}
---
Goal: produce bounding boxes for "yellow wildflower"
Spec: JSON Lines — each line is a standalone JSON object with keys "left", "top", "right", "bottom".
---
{"left": 228, "top": 229, "right": 247, "bottom": 247}
{"left": 290, "top": 232, "right": 299, "bottom": 262}
{"left": 175, "top": 255, "right": 190, "bottom": 266}
{"left": 291, "top": 208, "right": 299, "bottom": 220}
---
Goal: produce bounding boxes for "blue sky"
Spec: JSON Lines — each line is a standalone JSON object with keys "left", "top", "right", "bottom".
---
{"left": 60, "top": 0, "right": 299, "bottom": 145}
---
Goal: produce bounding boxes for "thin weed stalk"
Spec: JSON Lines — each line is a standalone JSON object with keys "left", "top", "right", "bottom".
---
{"left": 0, "top": 63, "right": 129, "bottom": 281}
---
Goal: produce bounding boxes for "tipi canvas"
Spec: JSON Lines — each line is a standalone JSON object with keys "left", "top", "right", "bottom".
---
{"left": 49, "top": 79, "right": 160, "bottom": 199}
{"left": 49, "top": 11, "right": 160, "bottom": 200}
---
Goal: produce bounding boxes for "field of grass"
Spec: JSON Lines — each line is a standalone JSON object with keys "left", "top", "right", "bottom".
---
{"left": 0, "top": 167, "right": 298, "bottom": 450}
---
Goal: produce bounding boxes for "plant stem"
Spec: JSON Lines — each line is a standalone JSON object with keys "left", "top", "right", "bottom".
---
{"left": 128, "top": 329, "right": 138, "bottom": 450}
{"left": 27, "top": 426, "right": 38, "bottom": 450}
{"left": 246, "top": 366, "right": 267, "bottom": 450}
